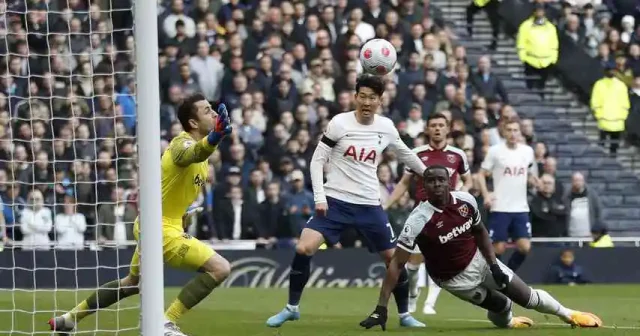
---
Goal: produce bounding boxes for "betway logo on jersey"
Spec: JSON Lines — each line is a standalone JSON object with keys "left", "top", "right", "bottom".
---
{"left": 438, "top": 219, "right": 472, "bottom": 244}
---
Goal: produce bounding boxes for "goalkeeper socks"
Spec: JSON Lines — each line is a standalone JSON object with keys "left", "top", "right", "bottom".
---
{"left": 166, "top": 273, "right": 220, "bottom": 323}
{"left": 507, "top": 251, "right": 527, "bottom": 271}
{"left": 70, "top": 279, "right": 134, "bottom": 321}
{"left": 288, "top": 253, "right": 311, "bottom": 306}
{"left": 393, "top": 268, "right": 410, "bottom": 315}
{"left": 406, "top": 263, "right": 420, "bottom": 298}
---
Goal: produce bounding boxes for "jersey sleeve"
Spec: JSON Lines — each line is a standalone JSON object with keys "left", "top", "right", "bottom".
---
{"left": 480, "top": 145, "right": 495, "bottom": 172}
{"left": 320, "top": 117, "right": 343, "bottom": 147}
{"left": 169, "top": 135, "right": 217, "bottom": 167}
{"left": 397, "top": 204, "right": 429, "bottom": 252}
{"left": 526, "top": 146, "right": 538, "bottom": 176}
{"left": 458, "top": 150, "right": 470, "bottom": 175}
{"left": 389, "top": 127, "right": 426, "bottom": 175}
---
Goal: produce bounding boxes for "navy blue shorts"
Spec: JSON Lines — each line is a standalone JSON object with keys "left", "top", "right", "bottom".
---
{"left": 488, "top": 212, "right": 531, "bottom": 242}
{"left": 306, "top": 197, "right": 395, "bottom": 253}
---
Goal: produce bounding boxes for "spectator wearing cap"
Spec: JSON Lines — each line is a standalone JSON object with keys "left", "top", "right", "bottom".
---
{"left": 285, "top": 170, "right": 314, "bottom": 236}
{"left": 471, "top": 55, "right": 509, "bottom": 104}
{"left": 189, "top": 41, "right": 224, "bottom": 102}
{"left": 213, "top": 166, "right": 243, "bottom": 209}
{"left": 517, "top": 2, "right": 558, "bottom": 95}
{"left": 591, "top": 61, "right": 630, "bottom": 155}
{"left": 563, "top": 172, "right": 603, "bottom": 238}
{"left": 215, "top": 184, "right": 260, "bottom": 240}
{"left": 55, "top": 194, "right": 87, "bottom": 250}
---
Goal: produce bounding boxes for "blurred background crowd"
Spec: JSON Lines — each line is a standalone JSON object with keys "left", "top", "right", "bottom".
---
{"left": 0, "top": 0, "right": 637, "bottom": 251}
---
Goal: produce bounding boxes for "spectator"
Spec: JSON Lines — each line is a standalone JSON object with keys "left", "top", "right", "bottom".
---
{"left": 470, "top": 55, "right": 509, "bottom": 104}
{"left": 547, "top": 249, "right": 590, "bottom": 285}
{"left": 466, "top": 0, "right": 500, "bottom": 50}
{"left": 259, "top": 181, "right": 293, "bottom": 248}
{"left": 162, "top": 0, "right": 196, "bottom": 39}
{"left": 530, "top": 174, "right": 567, "bottom": 237}
{"left": 215, "top": 185, "right": 260, "bottom": 240}
{"left": 590, "top": 62, "right": 630, "bottom": 156}
{"left": 245, "top": 168, "right": 266, "bottom": 206}
{"left": 387, "top": 191, "right": 413, "bottom": 236}
{"left": 541, "top": 157, "right": 565, "bottom": 197}
{"left": 96, "top": 187, "right": 136, "bottom": 246}
{"left": 563, "top": 172, "right": 603, "bottom": 238}
{"left": 189, "top": 41, "right": 224, "bottom": 102}
{"left": 20, "top": 190, "right": 52, "bottom": 250}
{"left": 517, "top": 3, "right": 559, "bottom": 95}
{"left": 54, "top": 195, "right": 87, "bottom": 250}
{"left": 614, "top": 52, "right": 634, "bottom": 87}
{"left": 285, "top": 170, "right": 314, "bottom": 235}
{"left": 589, "top": 227, "right": 614, "bottom": 247}
{"left": 378, "top": 164, "right": 396, "bottom": 206}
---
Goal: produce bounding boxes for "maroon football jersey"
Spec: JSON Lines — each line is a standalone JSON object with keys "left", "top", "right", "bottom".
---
{"left": 409, "top": 145, "right": 470, "bottom": 202}
{"left": 397, "top": 191, "right": 481, "bottom": 281}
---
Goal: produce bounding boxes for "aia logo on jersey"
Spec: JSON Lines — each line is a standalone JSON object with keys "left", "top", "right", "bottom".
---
{"left": 193, "top": 174, "right": 205, "bottom": 187}
{"left": 458, "top": 204, "right": 469, "bottom": 218}
{"left": 447, "top": 154, "right": 456, "bottom": 163}
{"left": 503, "top": 166, "right": 526, "bottom": 176}
{"left": 344, "top": 145, "right": 376, "bottom": 163}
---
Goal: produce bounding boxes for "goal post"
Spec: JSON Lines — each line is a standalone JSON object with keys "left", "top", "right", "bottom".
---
{"left": 134, "top": 0, "right": 165, "bottom": 334}
{"left": 0, "top": 0, "right": 164, "bottom": 333}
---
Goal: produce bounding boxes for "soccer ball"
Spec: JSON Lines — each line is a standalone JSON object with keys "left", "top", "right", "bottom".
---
{"left": 359, "top": 39, "right": 397, "bottom": 76}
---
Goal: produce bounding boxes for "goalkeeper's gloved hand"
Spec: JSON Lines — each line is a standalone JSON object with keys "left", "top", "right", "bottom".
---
{"left": 359, "top": 305, "right": 388, "bottom": 331}
{"left": 490, "top": 263, "right": 509, "bottom": 289}
{"left": 207, "top": 103, "right": 233, "bottom": 146}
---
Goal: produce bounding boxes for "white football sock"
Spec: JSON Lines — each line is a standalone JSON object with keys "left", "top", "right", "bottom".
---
{"left": 528, "top": 289, "right": 571, "bottom": 319}
{"left": 286, "top": 304, "right": 299, "bottom": 312}
{"left": 406, "top": 263, "right": 421, "bottom": 297}
{"left": 424, "top": 276, "right": 441, "bottom": 307}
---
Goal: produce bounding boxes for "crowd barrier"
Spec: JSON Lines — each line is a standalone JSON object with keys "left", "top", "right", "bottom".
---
{"left": 1, "top": 247, "right": 639, "bottom": 289}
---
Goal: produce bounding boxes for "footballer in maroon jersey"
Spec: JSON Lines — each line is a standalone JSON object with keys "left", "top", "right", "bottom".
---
{"left": 360, "top": 165, "right": 603, "bottom": 331}
{"left": 383, "top": 112, "right": 472, "bottom": 315}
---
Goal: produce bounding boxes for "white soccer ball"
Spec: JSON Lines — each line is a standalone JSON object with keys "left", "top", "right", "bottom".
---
{"left": 359, "top": 39, "right": 397, "bottom": 76}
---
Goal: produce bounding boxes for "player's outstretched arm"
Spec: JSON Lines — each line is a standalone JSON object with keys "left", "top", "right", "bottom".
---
{"left": 172, "top": 103, "right": 232, "bottom": 167}
{"left": 388, "top": 135, "right": 426, "bottom": 175}
{"left": 471, "top": 223, "right": 508, "bottom": 288}
{"left": 360, "top": 248, "right": 411, "bottom": 331}
{"left": 310, "top": 135, "right": 333, "bottom": 214}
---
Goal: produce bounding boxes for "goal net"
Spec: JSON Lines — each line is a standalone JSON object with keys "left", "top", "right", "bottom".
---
{"left": 0, "top": 0, "right": 140, "bottom": 334}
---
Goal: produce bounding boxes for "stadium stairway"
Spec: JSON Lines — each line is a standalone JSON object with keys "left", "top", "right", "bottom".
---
{"left": 432, "top": 0, "right": 640, "bottom": 234}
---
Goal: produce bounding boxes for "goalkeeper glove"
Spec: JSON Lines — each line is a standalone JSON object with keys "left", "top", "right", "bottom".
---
{"left": 207, "top": 103, "right": 232, "bottom": 146}
{"left": 490, "top": 263, "right": 509, "bottom": 289}
{"left": 359, "top": 305, "right": 388, "bottom": 331}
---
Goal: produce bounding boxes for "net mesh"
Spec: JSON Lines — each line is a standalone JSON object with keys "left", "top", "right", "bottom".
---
{"left": 0, "top": 0, "right": 139, "bottom": 333}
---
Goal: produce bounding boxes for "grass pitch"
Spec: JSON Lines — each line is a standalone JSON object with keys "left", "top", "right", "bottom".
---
{"left": 0, "top": 285, "right": 639, "bottom": 335}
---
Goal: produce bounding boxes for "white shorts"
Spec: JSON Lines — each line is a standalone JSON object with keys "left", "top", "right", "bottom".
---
{"left": 432, "top": 249, "right": 514, "bottom": 305}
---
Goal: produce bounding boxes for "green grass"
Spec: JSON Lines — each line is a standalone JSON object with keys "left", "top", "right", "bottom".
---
{"left": 0, "top": 285, "right": 639, "bottom": 335}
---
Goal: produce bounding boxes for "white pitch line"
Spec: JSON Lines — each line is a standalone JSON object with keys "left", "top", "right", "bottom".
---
{"left": 445, "top": 318, "right": 640, "bottom": 330}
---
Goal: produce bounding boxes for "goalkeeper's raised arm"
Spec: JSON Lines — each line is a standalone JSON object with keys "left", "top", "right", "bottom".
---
{"left": 171, "top": 93, "right": 232, "bottom": 166}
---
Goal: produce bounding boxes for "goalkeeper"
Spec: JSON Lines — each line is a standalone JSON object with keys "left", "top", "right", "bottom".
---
{"left": 49, "top": 94, "right": 233, "bottom": 336}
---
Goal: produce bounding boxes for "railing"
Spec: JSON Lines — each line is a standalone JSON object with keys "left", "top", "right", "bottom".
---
{"left": 3, "top": 237, "right": 640, "bottom": 250}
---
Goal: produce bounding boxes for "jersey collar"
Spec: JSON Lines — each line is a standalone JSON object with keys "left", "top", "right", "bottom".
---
{"left": 423, "top": 193, "right": 456, "bottom": 213}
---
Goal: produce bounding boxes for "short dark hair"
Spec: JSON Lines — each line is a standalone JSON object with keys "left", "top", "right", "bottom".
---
{"left": 355, "top": 74, "right": 385, "bottom": 97}
{"left": 177, "top": 93, "right": 207, "bottom": 131}
{"left": 422, "top": 164, "right": 450, "bottom": 180}
{"left": 426, "top": 112, "right": 449, "bottom": 126}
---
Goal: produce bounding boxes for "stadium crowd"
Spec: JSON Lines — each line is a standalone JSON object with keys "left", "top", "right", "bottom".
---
{"left": 0, "top": 0, "right": 613, "bottom": 251}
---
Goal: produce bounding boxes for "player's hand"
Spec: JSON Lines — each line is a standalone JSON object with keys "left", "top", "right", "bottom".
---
{"left": 359, "top": 305, "right": 388, "bottom": 331}
{"left": 182, "top": 206, "right": 203, "bottom": 230}
{"left": 490, "top": 263, "right": 509, "bottom": 289}
{"left": 315, "top": 202, "right": 328, "bottom": 217}
{"left": 207, "top": 103, "right": 233, "bottom": 145}
{"left": 483, "top": 193, "right": 494, "bottom": 208}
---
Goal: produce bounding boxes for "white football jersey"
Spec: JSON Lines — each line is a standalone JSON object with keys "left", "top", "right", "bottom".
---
{"left": 311, "top": 111, "right": 425, "bottom": 205}
{"left": 481, "top": 143, "right": 535, "bottom": 213}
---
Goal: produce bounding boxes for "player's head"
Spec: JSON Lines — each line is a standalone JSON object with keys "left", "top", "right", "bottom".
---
{"left": 422, "top": 165, "right": 450, "bottom": 202}
{"left": 503, "top": 117, "right": 521, "bottom": 145}
{"left": 177, "top": 93, "right": 215, "bottom": 136}
{"left": 426, "top": 112, "right": 449, "bottom": 144}
{"left": 354, "top": 74, "right": 385, "bottom": 123}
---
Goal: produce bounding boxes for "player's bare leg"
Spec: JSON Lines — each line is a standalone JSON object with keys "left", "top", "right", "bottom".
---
{"left": 492, "top": 241, "right": 507, "bottom": 260}
{"left": 164, "top": 253, "right": 231, "bottom": 335}
{"left": 49, "top": 274, "right": 141, "bottom": 333}
{"left": 406, "top": 253, "right": 422, "bottom": 313}
{"left": 266, "top": 228, "right": 325, "bottom": 327}
{"left": 379, "top": 248, "right": 425, "bottom": 327}
{"left": 507, "top": 238, "right": 531, "bottom": 271}
{"left": 502, "top": 272, "right": 602, "bottom": 328}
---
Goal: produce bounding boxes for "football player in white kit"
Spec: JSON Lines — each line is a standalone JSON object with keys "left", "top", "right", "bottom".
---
{"left": 477, "top": 118, "right": 538, "bottom": 271}
{"left": 266, "top": 75, "right": 427, "bottom": 328}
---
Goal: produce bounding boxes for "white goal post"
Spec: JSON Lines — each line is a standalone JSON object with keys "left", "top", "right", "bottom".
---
{"left": 0, "top": 0, "right": 164, "bottom": 334}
